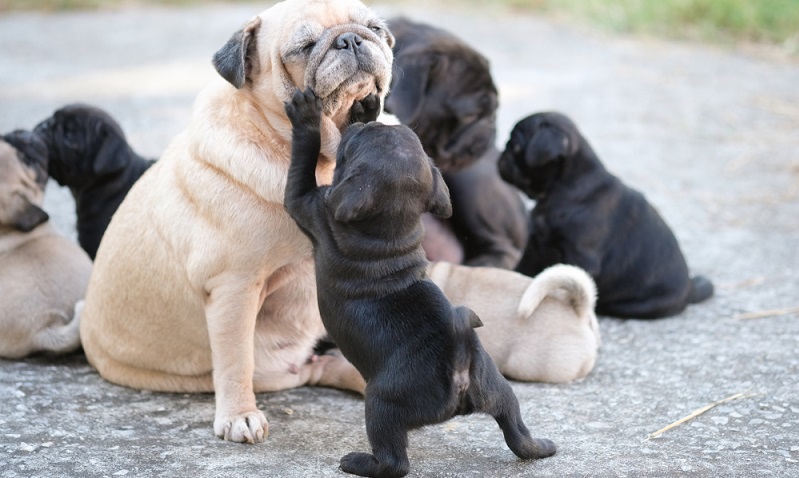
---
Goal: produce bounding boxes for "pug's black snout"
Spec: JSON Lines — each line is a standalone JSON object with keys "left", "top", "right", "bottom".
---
{"left": 336, "top": 32, "right": 363, "bottom": 53}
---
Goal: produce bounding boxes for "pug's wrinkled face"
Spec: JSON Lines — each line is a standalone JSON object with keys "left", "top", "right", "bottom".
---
{"left": 2, "top": 130, "right": 49, "bottom": 189}
{"left": 214, "top": 0, "right": 395, "bottom": 131}
{"left": 0, "top": 139, "right": 49, "bottom": 232}
{"left": 498, "top": 112, "right": 580, "bottom": 200}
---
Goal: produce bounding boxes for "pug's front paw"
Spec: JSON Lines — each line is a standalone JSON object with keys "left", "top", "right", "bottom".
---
{"left": 214, "top": 409, "right": 268, "bottom": 444}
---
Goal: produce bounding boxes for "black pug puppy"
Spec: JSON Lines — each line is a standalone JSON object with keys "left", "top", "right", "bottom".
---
{"left": 385, "top": 17, "right": 528, "bottom": 269}
{"left": 33, "top": 103, "right": 156, "bottom": 259}
{"left": 499, "top": 112, "right": 714, "bottom": 319}
{"left": 284, "top": 88, "right": 556, "bottom": 478}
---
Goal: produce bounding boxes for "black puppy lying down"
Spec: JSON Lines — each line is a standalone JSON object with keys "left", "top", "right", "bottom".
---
{"left": 499, "top": 112, "right": 713, "bottom": 319}
{"left": 33, "top": 104, "right": 155, "bottom": 259}
{"left": 284, "top": 88, "right": 555, "bottom": 478}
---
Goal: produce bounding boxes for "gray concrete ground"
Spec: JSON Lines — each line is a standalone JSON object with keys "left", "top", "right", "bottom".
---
{"left": 1, "top": 2, "right": 798, "bottom": 477}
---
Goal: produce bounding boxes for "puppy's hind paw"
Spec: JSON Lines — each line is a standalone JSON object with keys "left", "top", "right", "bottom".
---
{"left": 284, "top": 87, "right": 323, "bottom": 127}
{"left": 513, "top": 437, "right": 557, "bottom": 460}
{"left": 340, "top": 452, "right": 409, "bottom": 478}
{"left": 214, "top": 410, "right": 268, "bottom": 444}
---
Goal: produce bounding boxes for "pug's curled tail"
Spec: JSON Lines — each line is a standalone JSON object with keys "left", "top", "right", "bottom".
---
{"left": 518, "top": 264, "right": 597, "bottom": 319}
{"left": 32, "top": 299, "right": 83, "bottom": 355}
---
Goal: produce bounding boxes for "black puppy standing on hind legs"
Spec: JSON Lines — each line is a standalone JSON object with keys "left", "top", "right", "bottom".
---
{"left": 284, "top": 87, "right": 556, "bottom": 478}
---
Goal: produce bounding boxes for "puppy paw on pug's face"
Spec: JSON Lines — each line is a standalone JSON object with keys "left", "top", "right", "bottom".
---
{"left": 213, "top": 0, "right": 394, "bottom": 131}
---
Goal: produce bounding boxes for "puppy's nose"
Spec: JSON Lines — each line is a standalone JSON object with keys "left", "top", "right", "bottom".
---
{"left": 336, "top": 32, "right": 363, "bottom": 53}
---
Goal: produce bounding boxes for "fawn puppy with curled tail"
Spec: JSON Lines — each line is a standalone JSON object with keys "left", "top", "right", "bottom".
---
{"left": 0, "top": 134, "right": 91, "bottom": 358}
{"left": 428, "top": 261, "right": 600, "bottom": 384}
{"left": 283, "top": 87, "right": 555, "bottom": 478}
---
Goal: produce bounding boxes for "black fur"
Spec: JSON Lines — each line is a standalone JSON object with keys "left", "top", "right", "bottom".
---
{"left": 284, "top": 88, "right": 555, "bottom": 477}
{"left": 499, "top": 112, "right": 714, "bottom": 319}
{"left": 33, "top": 104, "right": 155, "bottom": 259}
{"left": 385, "top": 17, "right": 528, "bottom": 268}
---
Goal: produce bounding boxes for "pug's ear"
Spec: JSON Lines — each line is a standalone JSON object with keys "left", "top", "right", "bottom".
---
{"left": 385, "top": 53, "right": 437, "bottom": 124}
{"left": 327, "top": 178, "right": 378, "bottom": 223}
{"left": 11, "top": 197, "right": 49, "bottom": 232}
{"left": 526, "top": 126, "right": 571, "bottom": 167}
{"left": 212, "top": 16, "right": 262, "bottom": 89}
{"left": 426, "top": 162, "right": 452, "bottom": 218}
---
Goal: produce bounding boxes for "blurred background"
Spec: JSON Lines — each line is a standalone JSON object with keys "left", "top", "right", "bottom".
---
{"left": 3, "top": 0, "right": 798, "bottom": 55}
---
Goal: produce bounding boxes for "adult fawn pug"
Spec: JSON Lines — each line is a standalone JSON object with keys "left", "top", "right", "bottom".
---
{"left": 0, "top": 134, "right": 91, "bottom": 358}
{"left": 428, "top": 262, "right": 600, "bottom": 384}
{"left": 80, "top": 0, "right": 394, "bottom": 444}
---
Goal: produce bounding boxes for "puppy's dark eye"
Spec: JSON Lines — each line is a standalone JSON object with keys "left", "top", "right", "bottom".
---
{"left": 370, "top": 25, "right": 381, "bottom": 32}
{"left": 303, "top": 41, "right": 317, "bottom": 52}
{"left": 512, "top": 143, "right": 522, "bottom": 156}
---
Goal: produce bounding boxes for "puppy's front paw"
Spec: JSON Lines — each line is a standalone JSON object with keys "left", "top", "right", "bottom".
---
{"left": 349, "top": 93, "right": 381, "bottom": 124}
{"left": 284, "top": 87, "right": 323, "bottom": 128}
{"left": 214, "top": 409, "right": 268, "bottom": 444}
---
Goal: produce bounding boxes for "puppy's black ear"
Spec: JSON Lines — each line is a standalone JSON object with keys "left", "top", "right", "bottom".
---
{"left": 426, "top": 161, "right": 452, "bottom": 218}
{"left": 212, "top": 17, "right": 262, "bottom": 89}
{"left": 92, "top": 127, "right": 128, "bottom": 175}
{"left": 11, "top": 198, "right": 49, "bottom": 232}
{"left": 385, "top": 53, "right": 436, "bottom": 123}
{"left": 327, "top": 176, "right": 378, "bottom": 223}
{"left": 526, "top": 125, "right": 571, "bottom": 167}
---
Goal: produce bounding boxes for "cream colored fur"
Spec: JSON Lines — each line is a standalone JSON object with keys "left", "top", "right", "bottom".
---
{"left": 427, "top": 262, "right": 601, "bottom": 383}
{"left": 80, "top": 0, "right": 394, "bottom": 444}
{"left": 0, "top": 140, "right": 92, "bottom": 359}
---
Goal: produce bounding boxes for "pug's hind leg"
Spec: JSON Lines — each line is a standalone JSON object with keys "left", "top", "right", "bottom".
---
{"left": 474, "top": 353, "right": 557, "bottom": 460}
{"left": 340, "top": 395, "right": 410, "bottom": 478}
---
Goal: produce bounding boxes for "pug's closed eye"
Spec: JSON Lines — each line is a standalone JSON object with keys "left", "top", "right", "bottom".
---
{"left": 285, "top": 24, "right": 323, "bottom": 58}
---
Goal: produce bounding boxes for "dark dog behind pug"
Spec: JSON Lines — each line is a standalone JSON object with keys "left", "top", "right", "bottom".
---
{"left": 33, "top": 104, "right": 155, "bottom": 259}
{"left": 499, "top": 112, "right": 714, "bottom": 319}
{"left": 385, "top": 17, "right": 528, "bottom": 269}
{"left": 284, "top": 88, "right": 556, "bottom": 478}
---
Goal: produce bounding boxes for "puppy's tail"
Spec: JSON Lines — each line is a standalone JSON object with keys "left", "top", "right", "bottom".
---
{"left": 687, "top": 275, "right": 714, "bottom": 304}
{"left": 518, "top": 264, "right": 597, "bottom": 320}
{"left": 452, "top": 305, "right": 483, "bottom": 331}
{"left": 451, "top": 306, "right": 482, "bottom": 392}
{"left": 32, "top": 300, "right": 83, "bottom": 355}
